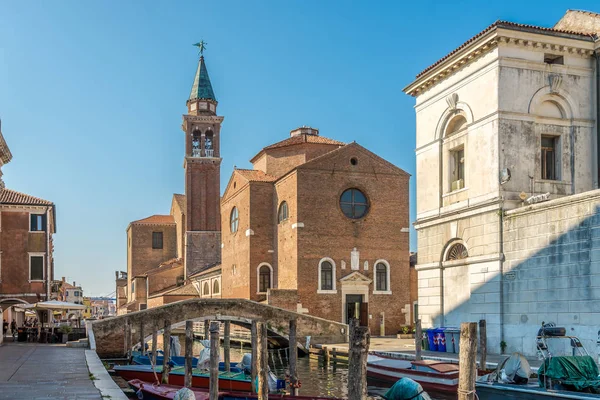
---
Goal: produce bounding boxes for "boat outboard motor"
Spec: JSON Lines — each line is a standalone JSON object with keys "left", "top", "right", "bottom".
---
{"left": 499, "top": 353, "right": 531, "bottom": 384}
{"left": 383, "top": 377, "right": 432, "bottom": 400}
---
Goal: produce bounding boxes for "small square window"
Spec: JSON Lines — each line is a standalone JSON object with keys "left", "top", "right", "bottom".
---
{"left": 30, "top": 214, "right": 47, "bottom": 232}
{"left": 544, "top": 54, "right": 564, "bottom": 65}
{"left": 152, "top": 232, "right": 163, "bottom": 249}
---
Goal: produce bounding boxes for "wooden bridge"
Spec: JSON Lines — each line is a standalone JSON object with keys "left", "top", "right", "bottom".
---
{"left": 90, "top": 298, "right": 348, "bottom": 358}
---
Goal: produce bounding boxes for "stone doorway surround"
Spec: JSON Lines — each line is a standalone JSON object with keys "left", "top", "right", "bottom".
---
{"left": 340, "top": 272, "right": 372, "bottom": 325}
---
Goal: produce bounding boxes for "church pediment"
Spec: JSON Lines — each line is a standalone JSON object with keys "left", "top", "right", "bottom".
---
{"left": 339, "top": 271, "right": 372, "bottom": 285}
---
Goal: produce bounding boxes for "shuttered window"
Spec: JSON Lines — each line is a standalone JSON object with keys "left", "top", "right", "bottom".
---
{"left": 30, "top": 256, "right": 44, "bottom": 281}
{"left": 30, "top": 214, "right": 47, "bottom": 232}
{"left": 152, "top": 232, "right": 163, "bottom": 249}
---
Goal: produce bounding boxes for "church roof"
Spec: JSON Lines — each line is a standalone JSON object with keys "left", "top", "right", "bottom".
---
{"left": 189, "top": 56, "right": 216, "bottom": 101}
{"left": 250, "top": 133, "right": 344, "bottom": 163}
{"left": 173, "top": 193, "right": 186, "bottom": 211}
{"left": 235, "top": 168, "right": 278, "bottom": 182}
{"left": 131, "top": 214, "right": 175, "bottom": 225}
{"left": 0, "top": 188, "right": 53, "bottom": 206}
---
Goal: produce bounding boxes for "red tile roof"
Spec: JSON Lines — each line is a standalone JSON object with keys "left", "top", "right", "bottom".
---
{"left": 132, "top": 214, "right": 175, "bottom": 225}
{"left": 264, "top": 133, "right": 345, "bottom": 150}
{"left": 235, "top": 169, "right": 277, "bottom": 182}
{"left": 0, "top": 188, "right": 53, "bottom": 206}
{"left": 414, "top": 20, "right": 594, "bottom": 80}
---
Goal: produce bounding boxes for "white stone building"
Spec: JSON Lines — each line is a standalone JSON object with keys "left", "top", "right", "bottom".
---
{"left": 404, "top": 10, "right": 600, "bottom": 355}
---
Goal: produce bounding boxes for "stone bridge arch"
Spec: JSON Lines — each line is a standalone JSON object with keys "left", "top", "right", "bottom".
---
{"left": 91, "top": 298, "right": 348, "bottom": 358}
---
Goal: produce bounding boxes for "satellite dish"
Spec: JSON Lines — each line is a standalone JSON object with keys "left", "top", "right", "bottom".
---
{"left": 500, "top": 168, "right": 511, "bottom": 184}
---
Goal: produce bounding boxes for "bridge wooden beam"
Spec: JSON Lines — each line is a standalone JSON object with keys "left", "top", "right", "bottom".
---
{"left": 185, "top": 320, "right": 193, "bottom": 388}
{"left": 162, "top": 319, "right": 171, "bottom": 384}
{"left": 151, "top": 322, "right": 158, "bottom": 365}
{"left": 251, "top": 320, "right": 257, "bottom": 393}
{"left": 139, "top": 320, "right": 145, "bottom": 355}
{"left": 209, "top": 321, "right": 220, "bottom": 400}
{"left": 289, "top": 319, "right": 298, "bottom": 396}
{"left": 224, "top": 320, "right": 231, "bottom": 372}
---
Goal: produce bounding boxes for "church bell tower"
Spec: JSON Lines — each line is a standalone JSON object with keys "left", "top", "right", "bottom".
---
{"left": 182, "top": 41, "right": 222, "bottom": 276}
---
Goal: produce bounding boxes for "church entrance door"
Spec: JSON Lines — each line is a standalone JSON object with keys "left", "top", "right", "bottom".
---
{"left": 346, "top": 294, "right": 368, "bottom": 326}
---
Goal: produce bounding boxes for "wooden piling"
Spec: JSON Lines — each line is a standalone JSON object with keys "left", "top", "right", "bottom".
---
{"left": 289, "top": 319, "right": 299, "bottom": 396}
{"left": 139, "top": 321, "right": 145, "bottom": 355}
{"left": 209, "top": 321, "right": 220, "bottom": 400}
{"left": 479, "top": 319, "right": 487, "bottom": 371}
{"left": 251, "top": 320, "right": 258, "bottom": 394}
{"left": 162, "top": 320, "right": 171, "bottom": 384}
{"left": 256, "top": 321, "right": 269, "bottom": 400}
{"left": 323, "top": 346, "right": 330, "bottom": 366}
{"left": 151, "top": 323, "right": 158, "bottom": 365}
{"left": 185, "top": 320, "right": 194, "bottom": 388}
{"left": 204, "top": 319, "right": 210, "bottom": 339}
{"left": 347, "top": 319, "right": 370, "bottom": 400}
{"left": 458, "top": 322, "right": 478, "bottom": 400}
{"left": 415, "top": 319, "right": 422, "bottom": 361}
{"left": 224, "top": 320, "right": 231, "bottom": 372}
{"left": 124, "top": 318, "right": 131, "bottom": 357}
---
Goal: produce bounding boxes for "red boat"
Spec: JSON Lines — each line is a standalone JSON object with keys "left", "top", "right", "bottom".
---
{"left": 115, "top": 365, "right": 253, "bottom": 392}
{"left": 128, "top": 379, "right": 339, "bottom": 400}
{"left": 367, "top": 353, "right": 459, "bottom": 393}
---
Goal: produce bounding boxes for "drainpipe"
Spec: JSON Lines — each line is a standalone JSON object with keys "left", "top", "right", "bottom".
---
{"left": 498, "top": 198, "right": 505, "bottom": 348}
{"left": 46, "top": 206, "right": 51, "bottom": 300}
{"left": 596, "top": 50, "right": 600, "bottom": 188}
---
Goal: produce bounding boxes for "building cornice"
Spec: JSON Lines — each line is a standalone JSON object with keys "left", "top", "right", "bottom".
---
{"left": 404, "top": 28, "right": 595, "bottom": 98}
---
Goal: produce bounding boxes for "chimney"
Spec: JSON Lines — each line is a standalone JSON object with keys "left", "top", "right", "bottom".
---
{"left": 115, "top": 271, "right": 119, "bottom": 280}
{"left": 62, "top": 277, "right": 65, "bottom": 282}
{"left": 73, "top": 281, "right": 76, "bottom": 287}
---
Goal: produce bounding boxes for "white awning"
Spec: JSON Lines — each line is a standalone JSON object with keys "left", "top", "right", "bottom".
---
{"left": 23, "top": 300, "right": 86, "bottom": 311}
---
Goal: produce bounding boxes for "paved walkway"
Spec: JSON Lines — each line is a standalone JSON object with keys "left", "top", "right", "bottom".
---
{"left": 0, "top": 342, "right": 103, "bottom": 399}
{"left": 322, "top": 337, "right": 543, "bottom": 369}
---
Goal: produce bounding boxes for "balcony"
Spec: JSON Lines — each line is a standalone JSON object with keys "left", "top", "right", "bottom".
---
{"left": 191, "top": 148, "right": 215, "bottom": 158}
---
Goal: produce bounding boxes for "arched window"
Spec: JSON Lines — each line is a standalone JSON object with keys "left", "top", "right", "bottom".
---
{"left": 445, "top": 115, "right": 467, "bottom": 137}
{"left": 258, "top": 264, "right": 272, "bottom": 294}
{"left": 278, "top": 201, "right": 289, "bottom": 223}
{"left": 318, "top": 258, "right": 336, "bottom": 292}
{"left": 205, "top": 130, "right": 214, "bottom": 157}
{"left": 230, "top": 207, "right": 239, "bottom": 233}
{"left": 375, "top": 262, "right": 388, "bottom": 291}
{"left": 340, "top": 188, "right": 369, "bottom": 219}
{"left": 192, "top": 129, "right": 202, "bottom": 157}
{"left": 203, "top": 281, "right": 210, "bottom": 296}
{"left": 446, "top": 243, "right": 468, "bottom": 261}
{"left": 212, "top": 279, "right": 220, "bottom": 295}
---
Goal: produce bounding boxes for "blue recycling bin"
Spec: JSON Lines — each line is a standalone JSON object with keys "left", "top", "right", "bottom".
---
{"left": 435, "top": 328, "right": 447, "bottom": 352}
{"left": 426, "top": 329, "right": 438, "bottom": 351}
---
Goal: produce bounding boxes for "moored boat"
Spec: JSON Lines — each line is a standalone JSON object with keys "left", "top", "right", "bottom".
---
{"left": 115, "top": 364, "right": 254, "bottom": 392}
{"left": 128, "top": 379, "right": 339, "bottom": 400}
{"left": 367, "top": 353, "right": 459, "bottom": 393}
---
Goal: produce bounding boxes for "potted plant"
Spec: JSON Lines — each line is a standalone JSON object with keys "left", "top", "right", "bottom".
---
{"left": 59, "top": 325, "right": 73, "bottom": 343}
{"left": 500, "top": 340, "right": 507, "bottom": 354}
{"left": 396, "top": 326, "right": 415, "bottom": 339}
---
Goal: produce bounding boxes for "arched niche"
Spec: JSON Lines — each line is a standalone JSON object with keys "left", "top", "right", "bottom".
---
{"left": 528, "top": 87, "right": 575, "bottom": 120}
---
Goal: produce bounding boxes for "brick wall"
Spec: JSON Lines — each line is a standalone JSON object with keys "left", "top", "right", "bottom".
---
{"left": 147, "top": 264, "right": 184, "bottom": 295}
{"left": 0, "top": 210, "right": 50, "bottom": 300}
{"left": 503, "top": 189, "right": 600, "bottom": 355}
{"left": 221, "top": 180, "right": 251, "bottom": 299}
{"left": 252, "top": 143, "right": 343, "bottom": 178}
{"left": 275, "top": 174, "right": 299, "bottom": 290}
{"left": 268, "top": 289, "right": 298, "bottom": 311}
{"left": 249, "top": 182, "right": 275, "bottom": 301}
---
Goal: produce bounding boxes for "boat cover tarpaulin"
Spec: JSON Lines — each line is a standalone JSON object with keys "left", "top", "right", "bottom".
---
{"left": 538, "top": 355, "right": 600, "bottom": 391}
{"left": 383, "top": 377, "right": 432, "bottom": 400}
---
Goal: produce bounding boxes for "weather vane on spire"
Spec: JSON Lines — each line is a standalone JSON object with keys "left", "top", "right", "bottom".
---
{"left": 193, "top": 40, "right": 208, "bottom": 56}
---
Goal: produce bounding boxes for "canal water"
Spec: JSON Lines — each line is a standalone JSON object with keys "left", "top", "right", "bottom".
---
{"left": 186, "top": 340, "right": 452, "bottom": 399}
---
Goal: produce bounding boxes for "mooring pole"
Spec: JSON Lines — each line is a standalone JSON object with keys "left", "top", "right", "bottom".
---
{"left": 256, "top": 322, "right": 269, "bottom": 400}
{"left": 151, "top": 322, "right": 158, "bottom": 365}
{"left": 347, "top": 319, "right": 370, "bottom": 400}
{"left": 458, "top": 322, "right": 478, "bottom": 400}
{"left": 209, "top": 321, "right": 220, "bottom": 400}
{"left": 289, "top": 319, "right": 299, "bottom": 396}
{"left": 185, "top": 320, "right": 194, "bottom": 388}
{"left": 204, "top": 319, "right": 210, "bottom": 339}
{"left": 415, "top": 319, "right": 422, "bottom": 361}
{"left": 224, "top": 320, "right": 231, "bottom": 372}
{"left": 479, "top": 319, "right": 487, "bottom": 371}
{"left": 251, "top": 320, "right": 258, "bottom": 393}
{"left": 124, "top": 318, "right": 131, "bottom": 357}
{"left": 162, "top": 320, "right": 171, "bottom": 384}
{"left": 139, "top": 320, "right": 145, "bottom": 355}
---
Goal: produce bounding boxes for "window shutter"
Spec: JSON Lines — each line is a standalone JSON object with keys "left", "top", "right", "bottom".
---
{"left": 30, "top": 214, "right": 36, "bottom": 230}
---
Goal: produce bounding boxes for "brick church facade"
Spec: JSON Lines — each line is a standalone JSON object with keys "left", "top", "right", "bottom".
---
{"left": 117, "top": 50, "right": 413, "bottom": 334}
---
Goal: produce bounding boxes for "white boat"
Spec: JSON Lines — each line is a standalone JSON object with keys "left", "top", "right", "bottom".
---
{"left": 367, "top": 353, "right": 459, "bottom": 394}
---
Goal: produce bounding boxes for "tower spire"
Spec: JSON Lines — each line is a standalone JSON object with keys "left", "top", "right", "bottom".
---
{"left": 189, "top": 41, "right": 216, "bottom": 102}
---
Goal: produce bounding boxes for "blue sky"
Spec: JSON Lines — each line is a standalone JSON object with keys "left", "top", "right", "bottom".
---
{"left": 1, "top": 1, "right": 598, "bottom": 296}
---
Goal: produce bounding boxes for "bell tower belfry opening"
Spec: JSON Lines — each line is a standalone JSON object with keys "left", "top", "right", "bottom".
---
{"left": 182, "top": 41, "right": 223, "bottom": 276}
